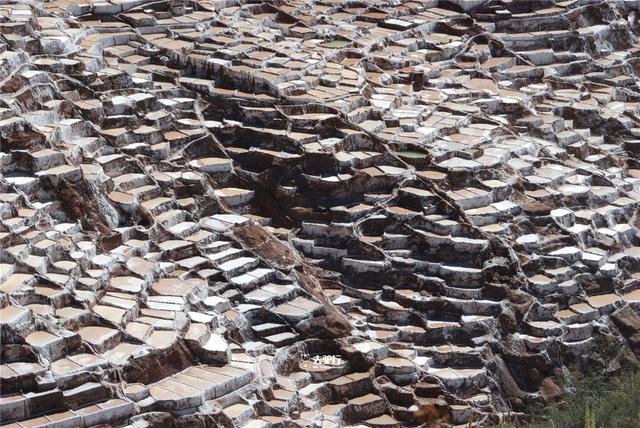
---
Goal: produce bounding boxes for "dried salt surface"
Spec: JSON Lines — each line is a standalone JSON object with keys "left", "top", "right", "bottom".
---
{"left": 3, "top": 0, "right": 640, "bottom": 426}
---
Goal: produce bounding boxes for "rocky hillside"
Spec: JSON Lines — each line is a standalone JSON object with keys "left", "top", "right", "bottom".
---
{"left": 2, "top": 0, "right": 640, "bottom": 427}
